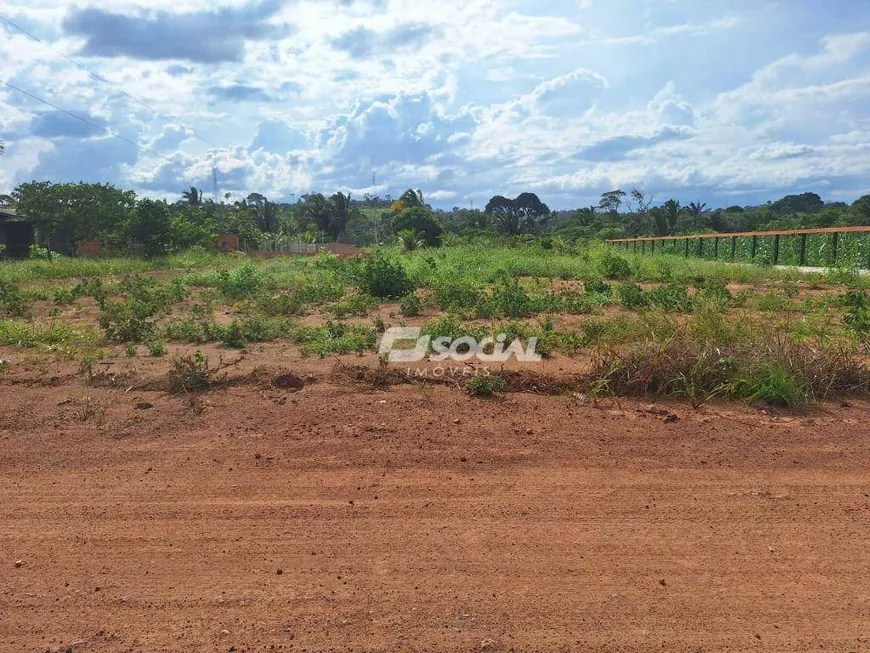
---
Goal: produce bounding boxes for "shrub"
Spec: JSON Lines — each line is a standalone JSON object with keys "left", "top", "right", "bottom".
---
{"left": 356, "top": 254, "right": 413, "bottom": 298}
{"left": 731, "top": 362, "right": 807, "bottom": 408}
{"left": 647, "top": 283, "right": 691, "bottom": 312}
{"left": 98, "top": 300, "right": 157, "bottom": 342}
{"left": 392, "top": 207, "right": 444, "bottom": 247}
{"left": 0, "top": 282, "right": 32, "bottom": 318}
{"left": 597, "top": 252, "right": 633, "bottom": 279}
{"left": 618, "top": 282, "right": 648, "bottom": 310}
{"left": 484, "top": 278, "right": 532, "bottom": 318}
{"left": 466, "top": 374, "right": 507, "bottom": 397}
{"left": 433, "top": 276, "right": 482, "bottom": 312}
{"left": 584, "top": 279, "right": 613, "bottom": 297}
{"left": 146, "top": 339, "right": 168, "bottom": 357}
{"left": 215, "top": 262, "right": 270, "bottom": 299}
{"left": 398, "top": 292, "right": 422, "bottom": 317}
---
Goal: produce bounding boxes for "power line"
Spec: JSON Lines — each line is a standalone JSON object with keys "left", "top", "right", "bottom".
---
{"left": 1, "top": 79, "right": 177, "bottom": 165}
{"left": 0, "top": 13, "right": 223, "bottom": 150}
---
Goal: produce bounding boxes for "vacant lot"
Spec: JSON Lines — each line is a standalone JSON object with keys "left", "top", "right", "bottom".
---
{"left": 2, "top": 243, "right": 870, "bottom": 651}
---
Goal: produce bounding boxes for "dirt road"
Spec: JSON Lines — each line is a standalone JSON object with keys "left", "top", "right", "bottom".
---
{"left": 2, "top": 380, "right": 869, "bottom": 652}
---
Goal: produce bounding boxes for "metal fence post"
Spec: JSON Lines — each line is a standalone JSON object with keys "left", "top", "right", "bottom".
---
{"left": 684, "top": 239, "right": 689, "bottom": 258}
{"left": 713, "top": 237, "right": 719, "bottom": 260}
{"left": 773, "top": 234, "right": 780, "bottom": 266}
{"left": 731, "top": 236, "right": 737, "bottom": 261}
{"left": 799, "top": 233, "right": 807, "bottom": 266}
{"left": 831, "top": 232, "right": 839, "bottom": 266}
{"left": 751, "top": 235, "right": 757, "bottom": 260}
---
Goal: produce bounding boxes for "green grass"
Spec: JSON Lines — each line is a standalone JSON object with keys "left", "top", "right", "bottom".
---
{"left": 3, "top": 243, "right": 870, "bottom": 407}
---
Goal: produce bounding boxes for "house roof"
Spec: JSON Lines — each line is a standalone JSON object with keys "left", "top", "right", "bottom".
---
{"left": 0, "top": 208, "right": 31, "bottom": 223}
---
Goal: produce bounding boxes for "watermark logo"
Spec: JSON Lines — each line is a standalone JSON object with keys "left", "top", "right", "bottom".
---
{"left": 378, "top": 327, "right": 541, "bottom": 363}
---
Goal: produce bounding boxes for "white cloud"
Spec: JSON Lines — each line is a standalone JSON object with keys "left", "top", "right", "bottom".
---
{"left": 1, "top": 1, "right": 870, "bottom": 208}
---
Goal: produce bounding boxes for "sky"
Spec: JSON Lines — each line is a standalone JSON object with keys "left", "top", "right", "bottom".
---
{"left": 1, "top": 0, "right": 870, "bottom": 210}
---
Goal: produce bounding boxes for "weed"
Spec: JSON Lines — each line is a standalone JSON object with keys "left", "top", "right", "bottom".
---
{"left": 843, "top": 291, "right": 870, "bottom": 338}
{"left": 167, "top": 350, "right": 223, "bottom": 394}
{"left": 584, "top": 279, "right": 613, "bottom": 297}
{"left": 328, "top": 292, "right": 379, "bottom": 318}
{"left": 466, "top": 373, "right": 507, "bottom": 397}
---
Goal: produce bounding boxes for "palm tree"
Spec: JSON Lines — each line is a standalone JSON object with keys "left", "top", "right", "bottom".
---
{"left": 650, "top": 199, "right": 682, "bottom": 236}
{"left": 399, "top": 189, "right": 424, "bottom": 208}
{"left": 181, "top": 186, "right": 202, "bottom": 206}
{"left": 685, "top": 201, "right": 708, "bottom": 217}
{"left": 327, "top": 191, "right": 361, "bottom": 241}
{"left": 397, "top": 229, "right": 425, "bottom": 251}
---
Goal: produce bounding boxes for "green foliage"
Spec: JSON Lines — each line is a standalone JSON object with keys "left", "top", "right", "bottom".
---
{"left": 215, "top": 262, "right": 271, "bottom": 299}
{"left": 392, "top": 207, "right": 444, "bottom": 247}
{"left": 0, "top": 282, "right": 32, "bottom": 318}
{"left": 479, "top": 278, "right": 532, "bottom": 318}
{"left": 597, "top": 252, "right": 633, "bottom": 279}
{"left": 843, "top": 291, "right": 870, "bottom": 338}
{"left": 328, "top": 292, "right": 379, "bottom": 319}
{"left": 0, "top": 318, "right": 101, "bottom": 357}
{"left": 255, "top": 293, "right": 306, "bottom": 317}
{"left": 584, "top": 279, "right": 612, "bottom": 297}
{"left": 757, "top": 293, "right": 789, "bottom": 312}
{"left": 167, "top": 350, "right": 221, "bottom": 394}
{"left": 730, "top": 363, "right": 808, "bottom": 408}
{"left": 146, "top": 339, "right": 168, "bottom": 357}
{"left": 646, "top": 283, "right": 691, "bottom": 312}
{"left": 618, "top": 282, "right": 648, "bottom": 310}
{"left": 398, "top": 292, "right": 422, "bottom": 316}
{"left": 28, "top": 244, "right": 53, "bottom": 260}
{"left": 97, "top": 275, "right": 188, "bottom": 342}
{"left": 432, "top": 276, "right": 483, "bottom": 312}
{"left": 466, "top": 373, "right": 508, "bottom": 397}
{"left": 397, "top": 229, "right": 426, "bottom": 251}
{"left": 356, "top": 253, "right": 413, "bottom": 298}
{"left": 291, "top": 321, "right": 377, "bottom": 357}
{"left": 98, "top": 300, "right": 157, "bottom": 342}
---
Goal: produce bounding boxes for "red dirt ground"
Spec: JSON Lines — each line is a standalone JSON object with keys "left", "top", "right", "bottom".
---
{"left": 2, "top": 354, "right": 870, "bottom": 652}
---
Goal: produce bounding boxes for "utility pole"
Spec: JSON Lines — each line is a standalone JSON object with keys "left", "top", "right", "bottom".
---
{"left": 212, "top": 166, "right": 218, "bottom": 203}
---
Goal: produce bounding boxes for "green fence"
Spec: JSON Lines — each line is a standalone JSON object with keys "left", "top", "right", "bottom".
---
{"left": 607, "top": 228, "right": 870, "bottom": 269}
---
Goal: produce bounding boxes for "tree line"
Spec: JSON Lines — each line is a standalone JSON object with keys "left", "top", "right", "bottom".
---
{"left": 2, "top": 176, "right": 870, "bottom": 257}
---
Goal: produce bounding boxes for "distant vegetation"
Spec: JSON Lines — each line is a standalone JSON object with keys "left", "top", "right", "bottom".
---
{"left": 3, "top": 178, "right": 869, "bottom": 259}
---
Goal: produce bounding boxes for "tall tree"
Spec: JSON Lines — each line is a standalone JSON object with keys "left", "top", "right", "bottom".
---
{"left": 14, "top": 181, "right": 136, "bottom": 246}
{"left": 599, "top": 190, "right": 626, "bottom": 215}
{"left": 485, "top": 193, "right": 550, "bottom": 235}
